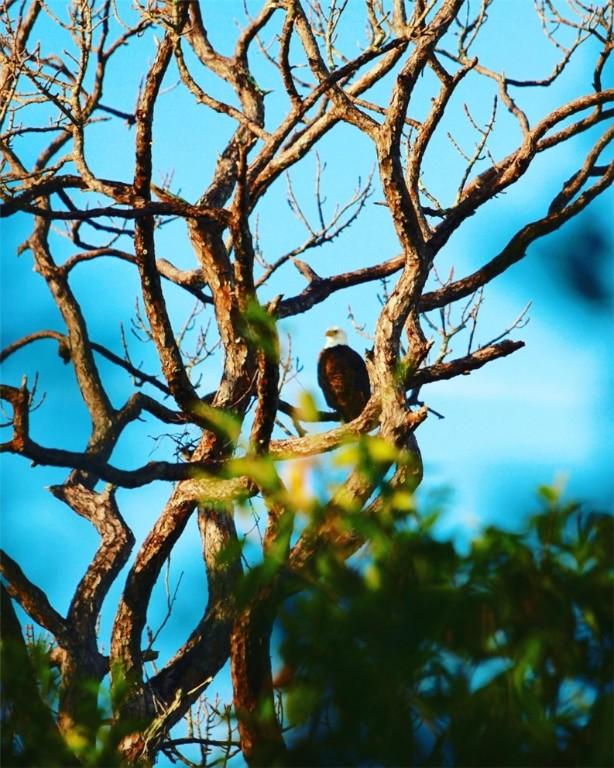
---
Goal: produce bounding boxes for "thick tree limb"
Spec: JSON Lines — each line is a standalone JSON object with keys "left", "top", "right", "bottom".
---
{"left": 432, "top": 90, "right": 614, "bottom": 251}
{"left": 0, "top": 550, "right": 71, "bottom": 646}
{"left": 276, "top": 255, "right": 405, "bottom": 318}
{"left": 49, "top": 484, "right": 135, "bottom": 650}
{"left": 0, "top": 198, "right": 230, "bottom": 223}
{"left": 408, "top": 340, "right": 525, "bottom": 387}
{"left": 422, "top": 160, "right": 614, "bottom": 311}
{"left": 149, "top": 505, "right": 242, "bottom": 729}
{"left": 27, "top": 215, "right": 115, "bottom": 443}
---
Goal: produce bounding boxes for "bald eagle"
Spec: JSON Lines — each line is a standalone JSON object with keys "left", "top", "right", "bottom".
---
{"left": 318, "top": 327, "right": 371, "bottom": 422}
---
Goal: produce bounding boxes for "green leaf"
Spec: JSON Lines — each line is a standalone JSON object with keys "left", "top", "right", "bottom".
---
{"left": 227, "top": 454, "right": 281, "bottom": 492}
{"left": 192, "top": 401, "right": 242, "bottom": 443}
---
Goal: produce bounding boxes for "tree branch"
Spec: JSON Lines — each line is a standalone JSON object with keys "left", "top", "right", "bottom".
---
{"left": 408, "top": 339, "right": 525, "bottom": 387}
{"left": 422, "top": 159, "right": 614, "bottom": 311}
{"left": 50, "top": 483, "right": 135, "bottom": 649}
{"left": 0, "top": 550, "right": 71, "bottom": 646}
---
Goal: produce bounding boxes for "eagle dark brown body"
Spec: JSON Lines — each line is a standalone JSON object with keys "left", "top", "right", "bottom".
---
{"left": 318, "top": 344, "right": 371, "bottom": 422}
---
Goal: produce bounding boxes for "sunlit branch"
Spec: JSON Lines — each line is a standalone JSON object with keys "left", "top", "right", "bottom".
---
{"left": 408, "top": 339, "right": 525, "bottom": 388}
{"left": 423, "top": 159, "right": 614, "bottom": 310}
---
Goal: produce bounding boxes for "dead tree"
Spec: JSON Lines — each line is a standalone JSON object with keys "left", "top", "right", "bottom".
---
{"left": 1, "top": 0, "right": 612, "bottom": 764}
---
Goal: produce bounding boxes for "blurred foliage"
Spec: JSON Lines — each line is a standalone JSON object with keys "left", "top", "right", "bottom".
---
{"left": 536, "top": 217, "right": 613, "bottom": 311}
{"left": 0, "top": 615, "right": 76, "bottom": 767}
{"left": 270, "top": 484, "right": 613, "bottom": 767}
{"left": 556, "top": 223, "right": 612, "bottom": 308}
{"left": 1, "top": 621, "right": 140, "bottom": 768}
{"left": 240, "top": 299, "right": 280, "bottom": 363}
{"left": 2, "top": 452, "right": 612, "bottom": 767}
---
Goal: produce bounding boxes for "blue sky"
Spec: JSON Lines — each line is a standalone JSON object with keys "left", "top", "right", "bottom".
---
{"left": 1, "top": 1, "right": 612, "bottom": 763}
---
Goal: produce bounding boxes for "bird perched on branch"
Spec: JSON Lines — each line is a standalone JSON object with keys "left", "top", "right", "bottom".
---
{"left": 318, "top": 327, "right": 371, "bottom": 422}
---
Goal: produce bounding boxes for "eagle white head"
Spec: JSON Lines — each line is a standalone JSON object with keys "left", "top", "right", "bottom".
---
{"left": 324, "top": 326, "right": 348, "bottom": 348}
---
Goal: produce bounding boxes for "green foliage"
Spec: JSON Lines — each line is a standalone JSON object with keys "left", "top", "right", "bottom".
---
{"left": 192, "top": 401, "right": 243, "bottom": 446}
{"left": 227, "top": 454, "right": 281, "bottom": 494}
{"left": 0, "top": 632, "right": 72, "bottom": 767}
{"left": 240, "top": 299, "right": 280, "bottom": 363}
{"left": 2, "top": 468, "right": 611, "bottom": 768}
{"left": 269, "top": 488, "right": 613, "bottom": 767}
{"left": 1, "top": 642, "right": 140, "bottom": 767}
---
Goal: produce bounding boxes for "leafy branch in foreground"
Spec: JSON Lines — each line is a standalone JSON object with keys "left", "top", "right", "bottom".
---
{"left": 256, "top": 482, "right": 613, "bottom": 767}
{"left": 2, "top": 471, "right": 611, "bottom": 767}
